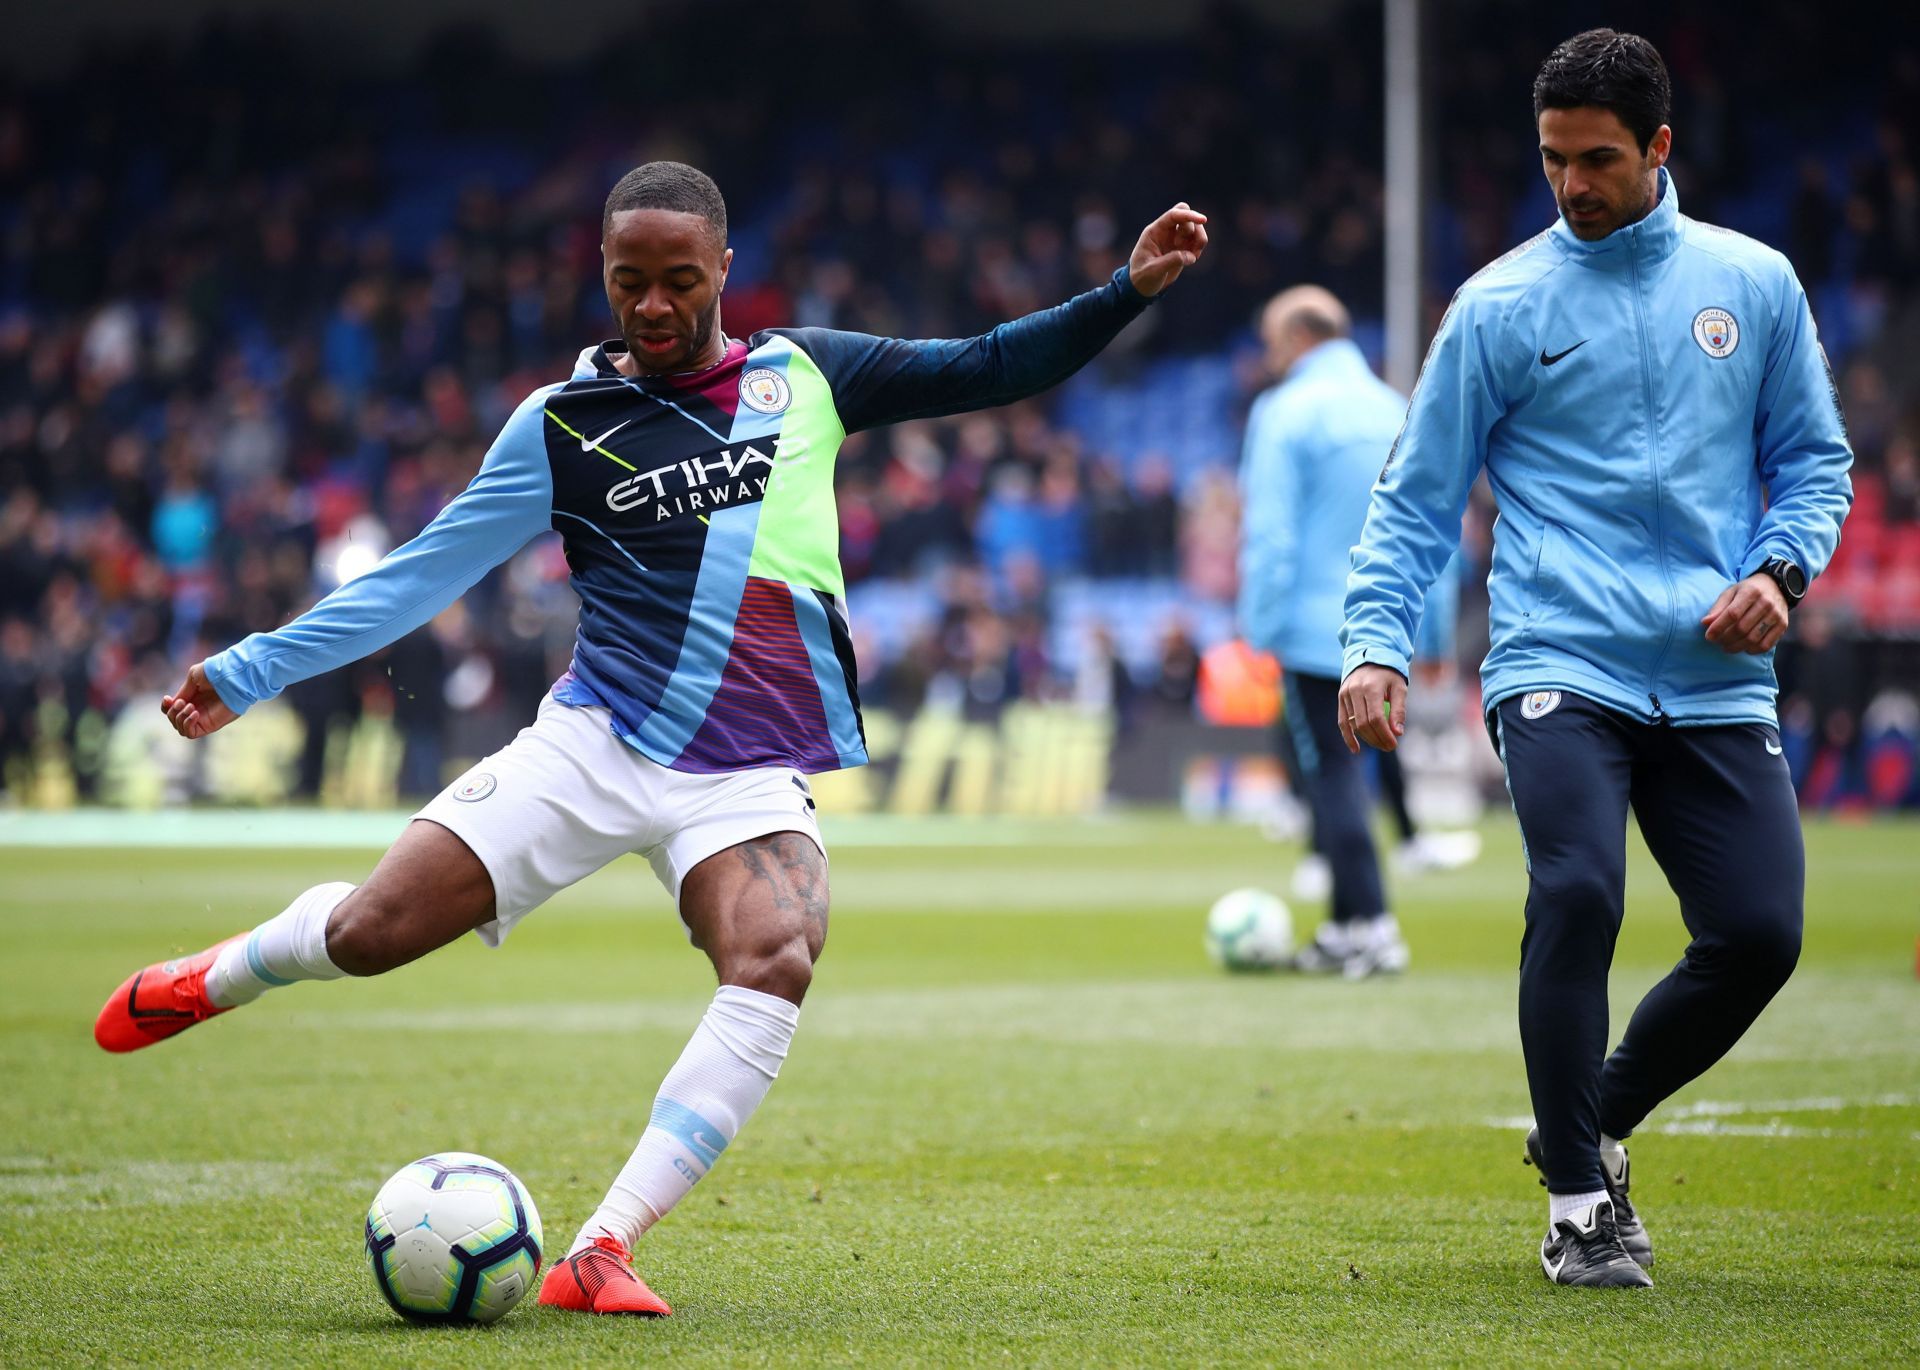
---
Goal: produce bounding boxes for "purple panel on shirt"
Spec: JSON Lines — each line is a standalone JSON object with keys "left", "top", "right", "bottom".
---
{"left": 675, "top": 575, "right": 840, "bottom": 773}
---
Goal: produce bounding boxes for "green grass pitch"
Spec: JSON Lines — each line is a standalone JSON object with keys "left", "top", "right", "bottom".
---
{"left": 2, "top": 814, "right": 1917, "bottom": 1366}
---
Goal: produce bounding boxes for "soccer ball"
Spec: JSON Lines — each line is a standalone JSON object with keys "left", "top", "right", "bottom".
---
{"left": 1205, "top": 888, "right": 1294, "bottom": 970}
{"left": 365, "top": 1152, "right": 544, "bottom": 1324}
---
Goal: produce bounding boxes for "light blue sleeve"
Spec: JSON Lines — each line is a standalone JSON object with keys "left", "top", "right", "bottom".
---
{"left": 203, "top": 385, "right": 559, "bottom": 715}
{"left": 1236, "top": 390, "right": 1301, "bottom": 653}
{"left": 1738, "top": 269, "right": 1854, "bottom": 582}
{"left": 1413, "top": 548, "right": 1463, "bottom": 662}
{"left": 1340, "top": 295, "right": 1503, "bottom": 680}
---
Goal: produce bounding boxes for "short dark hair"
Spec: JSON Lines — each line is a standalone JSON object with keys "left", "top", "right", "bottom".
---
{"left": 1532, "top": 28, "right": 1671, "bottom": 153}
{"left": 602, "top": 161, "right": 728, "bottom": 241}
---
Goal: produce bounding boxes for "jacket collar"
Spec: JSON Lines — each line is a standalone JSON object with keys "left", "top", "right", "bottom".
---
{"left": 1549, "top": 167, "right": 1680, "bottom": 268}
{"left": 1284, "top": 337, "right": 1372, "bottom": 387}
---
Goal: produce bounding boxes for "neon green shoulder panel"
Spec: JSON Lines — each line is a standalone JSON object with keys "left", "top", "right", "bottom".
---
{"left": 746, "top": 341, "right": 847, "bottom": 595}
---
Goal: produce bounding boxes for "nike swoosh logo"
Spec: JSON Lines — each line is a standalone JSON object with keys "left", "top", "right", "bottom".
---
{"left": 1539, "top": 340, "right": 1588, "bottom": 367}
{"left": 1765, "top": 740, "right": 1783, "bottom": 756}
{"left": 125, "top": 970, "right": 192, "bottom": 1020}
{"left": 582, "top": 419, "right": 631, "bottom": 451}
{"left": 1542, "top": 1245, "right": 1567, "bottom": 1281}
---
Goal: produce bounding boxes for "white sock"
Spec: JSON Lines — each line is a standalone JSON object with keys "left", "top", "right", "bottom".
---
{"left": 1599, "top": 1134, "right": 1627, "bottom": 1182}
{"left": 204, "top": 883, "right": 355, "bottom": 1008}
{"left": 571, "top": 985, "right": 801, "bottom": 1256}
{"left": 1550, "top": 1190, "right": 1609, "bottom": 1225}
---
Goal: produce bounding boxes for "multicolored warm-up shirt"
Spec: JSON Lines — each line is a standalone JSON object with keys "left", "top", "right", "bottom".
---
{"left": 204, "top": 268, "right": 1151, "bottom": 774}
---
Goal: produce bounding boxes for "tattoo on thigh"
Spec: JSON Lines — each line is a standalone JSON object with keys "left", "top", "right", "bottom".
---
{"left": 736, "top": 833, "right": 829, "bottom": 937}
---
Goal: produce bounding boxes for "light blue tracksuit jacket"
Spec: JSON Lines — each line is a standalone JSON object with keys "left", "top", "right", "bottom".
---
{"left": 1341, "top": 171, "right": 1852, "bottom": 725}
{"left": 1239, "top": 339, "right": 1458, "bottom": 679}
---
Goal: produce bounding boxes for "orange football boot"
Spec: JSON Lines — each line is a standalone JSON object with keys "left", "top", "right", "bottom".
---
{"left": 94, "top": 935, "right": 245, "bottom": 1053}
{"left": 537, "top": 1233, "right": 672, "bottom": 1316}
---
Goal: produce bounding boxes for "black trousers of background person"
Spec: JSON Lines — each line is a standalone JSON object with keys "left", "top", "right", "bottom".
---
{"left": 1281, "top": 725, "right": 1420, "bottom": 855}
{"left": 1280, "top": 670, "right": 1387, "bottom": 924}
{"left": 1490, "top": 691, "right": 1804, "bottom": 1194}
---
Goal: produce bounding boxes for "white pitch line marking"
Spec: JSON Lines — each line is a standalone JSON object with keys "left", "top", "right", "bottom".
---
{"left": 1662, "top": 1093, "right": 1919, "bottom": 1118}
{"left": 1485, "top": 1093, "right": 1920, "bottom": 1142}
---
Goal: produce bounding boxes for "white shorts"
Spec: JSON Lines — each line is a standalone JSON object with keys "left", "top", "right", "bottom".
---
{"left": 414, "top": 694, "right": 826, "bottom": 947}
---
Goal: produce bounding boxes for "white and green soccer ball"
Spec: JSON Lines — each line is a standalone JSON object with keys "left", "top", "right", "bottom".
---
{"left": 365, "top": 1152, "right": 544, "bottom": 1324}
{"left": 1204, "top": 888, "right": 1294, "bottom": 971}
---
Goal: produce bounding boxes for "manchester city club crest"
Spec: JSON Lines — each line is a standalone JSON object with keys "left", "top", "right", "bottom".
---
{"left": 1692, "top": 307, "right": 1739, "bottom": 358}
{"left": 453, "top": 772, "right": 497, "bottom": 802}
{"left": 739, "top": 367, "right": 792, "bottom": 415}
{"left": 1520, "top": 690, "right": 1563, "bottom": 720}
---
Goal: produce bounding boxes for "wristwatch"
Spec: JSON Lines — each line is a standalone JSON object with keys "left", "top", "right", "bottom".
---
{"left": 1760, "top": 556, "right": 1807, "bottom": 609}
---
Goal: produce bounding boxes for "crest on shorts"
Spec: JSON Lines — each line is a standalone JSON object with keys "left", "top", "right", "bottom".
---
{"left": 1520, "top": 690, "right": 1563, "bottom": 720}
{"left": 1692, "top": 308, "right": 1739, "bottom": 359}
{"left": 739, "top": 367, "right": 792, "bottom": 415}
{"left": 453, "top": 772, "right": 497, "bottom": 802}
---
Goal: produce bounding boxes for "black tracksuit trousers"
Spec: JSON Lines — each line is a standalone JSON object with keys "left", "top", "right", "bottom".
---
{"left": 1490, "top": 691, "right": 1804, "bottom": 1194}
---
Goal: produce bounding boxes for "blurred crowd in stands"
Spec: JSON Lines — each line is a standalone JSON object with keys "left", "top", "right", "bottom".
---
{"left": 2, "top": 1, "right": 1918, "bottom": 806}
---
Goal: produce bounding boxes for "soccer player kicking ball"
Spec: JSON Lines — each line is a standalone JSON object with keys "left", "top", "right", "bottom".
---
{"left": 1339, "top": 30, "right": 1850, "bottom": 1287}
{"left": 94, "top": 162, "right": 1208, "bottom": 1315}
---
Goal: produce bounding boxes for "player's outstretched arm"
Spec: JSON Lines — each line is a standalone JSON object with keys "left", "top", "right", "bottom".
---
{"left": 1125, "top": 202, "right": 1209, "bottom": 297}
{"left": 776, "top": 204, "right": 1208, "bottom": 434}
{"left": 175, "top": 386, "right": 559, "bottom": 737}
{"left": 162, "top": 662, "right": 238, "bottom": 740}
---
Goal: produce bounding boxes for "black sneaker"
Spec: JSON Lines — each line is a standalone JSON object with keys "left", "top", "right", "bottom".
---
{"left": 1539, "top": 1198, "right": 1654, "bottom": 1288}
{"left": 1524, "top": 1126, "right": 1653, "bottom": 1268}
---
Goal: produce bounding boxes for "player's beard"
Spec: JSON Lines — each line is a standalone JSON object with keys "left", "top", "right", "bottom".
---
{"left": 1560, "top": 171, "right": 1657, "bottom": 241}
{"left": 623, "top": 295, "right": 724, "bottom": 374}
{"left": 683, "top": 295, "right": 723, "bottom": 369}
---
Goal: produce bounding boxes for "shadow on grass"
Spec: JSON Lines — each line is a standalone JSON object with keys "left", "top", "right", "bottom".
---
{"left": 294, "top": 1312, "right": 519, "bottom": 1338}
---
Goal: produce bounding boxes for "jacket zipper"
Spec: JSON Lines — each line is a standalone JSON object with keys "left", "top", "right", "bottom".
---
{"left": 1628, "top": 241, "right": 1679, "bottom": 723}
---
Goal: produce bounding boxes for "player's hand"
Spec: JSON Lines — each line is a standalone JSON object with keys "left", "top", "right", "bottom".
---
{"left": 161, "top": 662, "right": 238, "bottom": 740}
{"left": 1127, "top": 203, "right": 1209, "bottom": 296}
{"left": 1701, "top": 573, "right": 1789, "bottom": 655}
{"left": 1338, "top": 664, "right": 1408, "bottom": 754}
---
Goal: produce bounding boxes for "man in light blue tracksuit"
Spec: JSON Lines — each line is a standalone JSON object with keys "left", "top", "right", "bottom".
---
{"left": 1339, "top": 30, "right": 1851, "bottom": 1287}
{"left": 1240, "top": 285, "right": 1469, "bottom": 976}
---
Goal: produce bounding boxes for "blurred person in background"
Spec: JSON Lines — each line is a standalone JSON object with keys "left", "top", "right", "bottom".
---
{"left": 1144, "top": 619, "right": 1201, "bottom": 716}
{"left": 1239, "top": 285, "right": 1467, "bottom": 978}
{"left": 1340, "top": 30, "right": 1852, "bottom": 1287}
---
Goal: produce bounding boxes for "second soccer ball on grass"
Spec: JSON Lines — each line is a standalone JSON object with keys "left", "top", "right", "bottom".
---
{"left": 1205, "top": 888, "right": 1295, "bottom": 971}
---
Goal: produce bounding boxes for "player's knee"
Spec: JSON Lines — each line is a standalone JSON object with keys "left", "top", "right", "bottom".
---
{"left": 324, "top": 889, "right": 406, "bottom": 977}
{"left": 1542, "top": 867, "right": 1622, "bottom": 922}
{"left": 1738, "top": 909, "right": 1802, "bottom": 986}
{"left": 1522, "top": 870, "right": 1622, "bottom": 969}
{"left": 722, "top": 925, "right": 821, "bottom": 1004}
